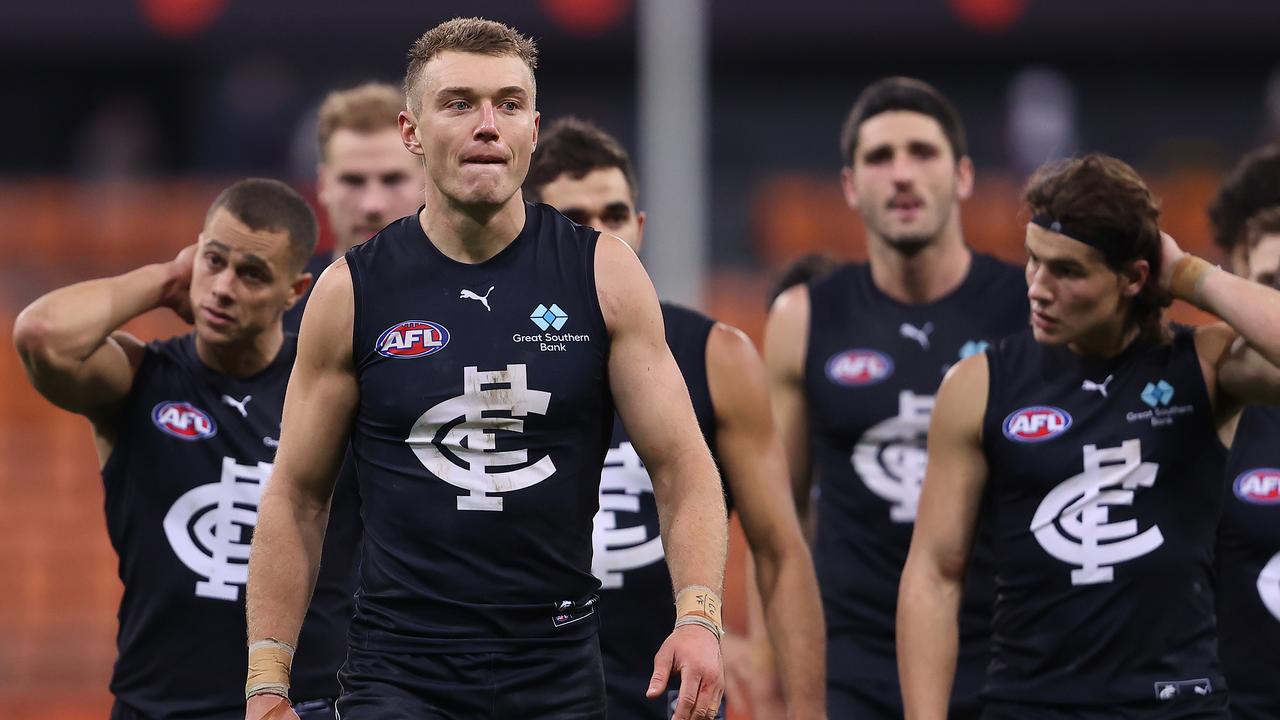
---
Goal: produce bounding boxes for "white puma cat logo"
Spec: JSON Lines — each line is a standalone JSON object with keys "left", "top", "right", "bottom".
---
{"left": 460, "top": 286, "right": 494, "bottom": 311}
{"left": 1081, "top": 374, "right": 1114, "bottom": 398}
{"left": 899, "top": 322, "right": 934, "bottom": 350}
{"left": 221, "top": 394, "right": 251, "bottom": 418}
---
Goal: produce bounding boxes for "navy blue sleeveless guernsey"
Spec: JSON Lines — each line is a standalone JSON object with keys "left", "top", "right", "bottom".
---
{"left": 981, "top": 327, "right": 1227, "bottom": 712}
{"left": 804, "top": 253, "right": 1027, "bottom": 702}
{"left": 344, "top": 202, "right": 613, "bottom": 651}
{"left": 594, "top": 302, "right": 724, "bottom": 720}
{"left": 102, "top": 333, "right": 354, "bottom": 719}
{"left": 1216, "top": 405, "right": 1280, "bottom": 720}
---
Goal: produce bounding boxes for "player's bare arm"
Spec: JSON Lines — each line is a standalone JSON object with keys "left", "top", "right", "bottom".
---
{"left": 245, "top": 259, "right": 357, "bottom": 716}
{"left": 897, "top": 353, "right": 989, "bottom": 720}
{"left": 707, "top": 322, "right": 826, "bottom": 719}
{"left": 13, "top": 244, "right": 194, "bottom": 457}
{"left": 764, "top": 284, "right": 813, "bottom": 515}
{"left": 1161, "top": 233, "right": 1280, "bottom": 424}
{"left": 595, "top": 233, "right": 727, "bottom": 720}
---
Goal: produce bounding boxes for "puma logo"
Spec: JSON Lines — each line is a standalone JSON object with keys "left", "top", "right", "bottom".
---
{"left": 1081, "top": 375, "right": 1114, "bottom": 398}
{"left": 460, "top": 286, "right": 494, "bottom": 311}
{"left": 899, "top": 322, "right": 934, "bottom": 350}
{"left": 221, "top": 394, "right": 251, "bottom": 418}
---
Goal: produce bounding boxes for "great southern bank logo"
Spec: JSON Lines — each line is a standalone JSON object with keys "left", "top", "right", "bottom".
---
{"left": 1140, "top": 380, "right": 1174, "bottom": 408}
{"left": 530, "top": 303, "right": 568, "bottom": 331}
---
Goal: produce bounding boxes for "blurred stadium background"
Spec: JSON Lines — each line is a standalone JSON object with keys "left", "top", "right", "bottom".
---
{"left": 3, "top": 0, "right": 1279, "bottom": 717}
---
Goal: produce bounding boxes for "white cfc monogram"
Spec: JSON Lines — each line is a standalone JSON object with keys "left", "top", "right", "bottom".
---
{"left": 854, "top": 390, "right": 935, "bottom": 522}
{"left": 163, "top": 457, "right": 272, "bottom": 601}
{"left": 1031, "top": 439, "right": 1164, "bottom": 585}
{"left": 592, "top": 441, "right": 665, "bottom": 589}
{"left": 1259, "top": 552, "right": 1280, "bottom": 623}
{"left": 406, "top": 364, "right": 556, "bottom": 511}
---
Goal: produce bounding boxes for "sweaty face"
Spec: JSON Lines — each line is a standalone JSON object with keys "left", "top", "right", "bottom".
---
{"left": 844, "top": 111, "right": 968, "bottom": 253}
{"left": 536, "top": 167, "right": 645, "bottom": 253}
{"left": 1247, "top": 234, "right": 1280, "bottom": 288}
{"left": 1024, "top": 224, "right": 1139, "bottom": 348}
{"left": 407, "top": 51, "right": 539, "bottom": 210}
{"left": 190, "top": 208, "right": 303, "bottom": 346}
{"left": 318, "top": 128, "right": 424, "bottom": 254}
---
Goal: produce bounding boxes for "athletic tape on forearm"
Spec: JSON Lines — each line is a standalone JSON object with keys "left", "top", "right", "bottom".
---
{"left": 1170, "top": 254, "right": 1215, "bottom": 305}
{"left": 245, "top": 638, "right": 295, "bottom": 700}
{"left": 675, "top": 585, "right": 724, "bottom": 639}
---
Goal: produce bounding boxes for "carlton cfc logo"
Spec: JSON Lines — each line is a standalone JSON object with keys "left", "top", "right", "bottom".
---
{"left": 376, "top": 320, "right": 450, "bottom": 359}
{"left": 1234, "top": 468, "right": 1280, "bottom": 505}
{"left": 152, "top": 401, "right": 217, "bottom": 441}
{"left": 826, "top": 349, "right": 894, "bottom": 387}
{"left": 1003, "top": 406, "right": 1072, "bottom": 443}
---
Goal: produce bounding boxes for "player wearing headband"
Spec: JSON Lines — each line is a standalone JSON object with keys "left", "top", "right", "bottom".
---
{"left": 899, "top": 153, "right": 1280, "bottom": 719}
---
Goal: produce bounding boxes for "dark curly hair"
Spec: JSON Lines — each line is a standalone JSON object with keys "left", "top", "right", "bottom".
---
{"left": 1208, "top": 143, "right": 1280, "bottom": 252}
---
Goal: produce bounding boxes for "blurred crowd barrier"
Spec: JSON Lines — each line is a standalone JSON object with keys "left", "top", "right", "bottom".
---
{"left": 0, "top": 171, "right": 1220, "bottom": 717}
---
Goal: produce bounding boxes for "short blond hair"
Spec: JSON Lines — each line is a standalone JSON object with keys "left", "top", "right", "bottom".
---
{"left": 316, "top": 83, "right": 405, "bottom": 161}
{"left": 403, "top": 17, "right": 538, "bottom": 114}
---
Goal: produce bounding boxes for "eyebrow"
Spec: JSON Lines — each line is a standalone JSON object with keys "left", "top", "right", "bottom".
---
{"left": 602, "top": 201, "right": 632, "bottom": 214}
{"left": 204, "top": 238, "right": 272, "bottom": 272}
{"left": 436, "top": 86, "right": 530, "bottom": 99}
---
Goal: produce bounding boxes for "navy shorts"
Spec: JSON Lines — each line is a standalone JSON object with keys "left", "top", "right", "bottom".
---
{"left": 109, "top": 698, "right": 335, "bottom": 720}
{"left": 981, "top": 693, "right": 1229, "bottom": 720}
{"left": 336, "top": 637, "right": 607, "bottom": 719}
{"left": 603, "top": 672, "right": 726, "bottom": 720}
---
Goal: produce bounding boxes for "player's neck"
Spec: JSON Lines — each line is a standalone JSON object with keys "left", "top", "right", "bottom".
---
{"left": 195, "top": 325, "right": 284, "bottom": 378}
{"left": 867, "top": 227, "right": 972, "bottom": 305}
{"left": 419, "top": 193, "right": 526, "bottom": 264}
{"left": 1067, "top": 319, "right": 1140, "bottom": 358}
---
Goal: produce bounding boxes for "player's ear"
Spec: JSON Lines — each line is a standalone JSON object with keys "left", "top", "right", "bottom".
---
{"left": 955, "top": 155, "right": 975, "bottom": 201}
{"left": 840, "top": 165, "right": 860, "bottom": 211}
{"left": 285, "top": 272, "right": 314, "bottom": 310}
{"left": 531, "top": 111, "right": 540, "bottom": 151}
{"left": 1119, "top": 258, "right": 1149, "bottom": 298}
{"left": 399, "top": 111, "right": 424, "bottom": 157}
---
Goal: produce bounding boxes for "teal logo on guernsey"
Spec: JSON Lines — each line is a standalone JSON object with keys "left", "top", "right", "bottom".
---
{"left": 514, "top": 301, "right": 591, "bottom": 352}
{"left": 530, "top": 303, "right": 568, "bottom": 331}
{"left": 1003, "top": 406, "right": 1072, "bottom": 442}
{"left": 376, "top": 320, "right": 449, "bottom": 359}
{"left": 1128, "top": 378, "right": 1193, "bottom": 427}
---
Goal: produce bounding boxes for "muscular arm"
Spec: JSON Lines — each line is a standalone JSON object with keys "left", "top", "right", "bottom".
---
{"left": 1192, "top": 270, "right": 1280, "bottom": 409}
{"left": 763, "top": 285, "right": 813, "bottom": 517}
{"left": 13, "top": 247, "right": 193, "bottom": 456}
{"left": 596, "top": 235, "right": 726, "bottom": 718}
{"left": 897, "top": 354, "right": 989, "bottom": 720}
{"left": 708, "top": 323, "right": 826, "bottom": 718}
{"left": 598, "top": 236, "right": 726, "bottom": 596}
{"left": 246, "top": 260, "right": 358, "bottom": 650}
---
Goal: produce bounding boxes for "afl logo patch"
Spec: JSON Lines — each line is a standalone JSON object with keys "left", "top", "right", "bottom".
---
{"left": 1003, "top": 406, "right": 1072, "bottom": 443}
{"left": 1233, "top": 468, "right": 1280, "bottom": 505}
{"left": 376, "top": 320, "right": 450, "bottom": 359}
{"left": 826, "top": 349, "right": 894, "bottom": 387}
{"left": 152, "top": 401, "right": 217, "bottom": 441}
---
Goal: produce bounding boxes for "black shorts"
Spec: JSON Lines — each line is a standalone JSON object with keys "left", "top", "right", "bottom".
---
{"left": 109, "top": 698, "right": 335, "bottom": 720}
{"left": 981, "top": 693, "right": 1229, "bottom": 720}
{"left": 827, "top": 678, "right": 981, "bottom": 720}
{"left": 335, "top": 637, "right": 607, "bottom": 720}
{"left": 604, "top": 672, "right": 726, "bottom": 720}
{"left": 826, "top": 634, "right": 982, "bottom": 720}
